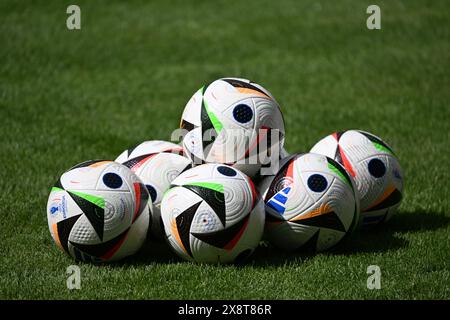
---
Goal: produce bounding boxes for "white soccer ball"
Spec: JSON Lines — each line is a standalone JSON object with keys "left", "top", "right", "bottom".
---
{"left": 160, "top": 163, "right": 265, "bottom": 263}
{"left": 180, "top": 77, "right": 285, "bottom": 177}
{"left": 310, "top": 130, "right": 403, "bottom": 226}
{"left": 258, "top": 153, "right": 359, "bottom": 252}
{"left": 46, "top": 160, "right": 150, "bottom": 262}
{"left": 115, "top": 140, "right": 191, "bottom": 239}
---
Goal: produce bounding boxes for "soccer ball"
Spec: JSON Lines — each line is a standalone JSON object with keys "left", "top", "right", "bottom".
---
{"left": 46, "top": 160, "right": 150, "bottom": 262}
{"left": 258, "top": 153, "right": 359, "bottom": 252}
{"left": 160, "top": 163, "right": 265, "bottom": 263}
{"left": 180, "top": 77, "right": 285, "bottom": 177}
{"left": 310, "top": 130, "right": 403, "bottom": 226}
{"left": 115, "top": 140, "right": 192, "bottom": 239}
{"left": 258, "top": 146, "right": 291, "bottom": 177}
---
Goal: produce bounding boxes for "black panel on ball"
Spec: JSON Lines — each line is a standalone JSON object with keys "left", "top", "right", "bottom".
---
{"left": 180, "top": 119, "right": 195, "bottom": 132}
{"left": 67, "top": 191, "right": 105, "bottom": 241}
{"left": 136, "top": 183, "right": 149, "bottom": 220}
{"left": 176, "top": 201, "right": 202, "bottom": 258}
{"left": 200, "top": 99, "right": 216, "bottom": 157}
{"left": 146, "top": 184, "right": 158, "bottom": 203}
{"left": 70, "top": 229, "right": 129, "bottom": 258}
{"left": 290, "top": 211, "right": 346, "bottom": 232}
{"left": 365, "top": 189, "right": 402, "bottom": 212}
{"left": 222, "top": 78, "right": 268, "bottom": 97}
{"left": 122, "top": 153, "right": 153, "bottom": 169}
{"left": 56, "top": 214, "right": 82, "bottom": 254}
{"left": 191, "top": 214, "right": 250, "bottom": 249}
{"left": 182, "top": 184, "right": 226, "bottom": 227}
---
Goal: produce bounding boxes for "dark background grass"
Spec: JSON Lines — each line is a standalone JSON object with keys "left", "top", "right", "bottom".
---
{"left": 0, "top": 0, "right": 449, "bottom": 299}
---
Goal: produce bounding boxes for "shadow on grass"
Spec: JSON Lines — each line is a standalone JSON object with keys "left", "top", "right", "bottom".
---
{"left": 111, "top": 238, "right": 179, "bottom": 267}
{"left": 334, "top": 210, "right": 450, "bottom": 253}
{"left": 247, "top": 210, "right": 450, "bottom": 267}
{"left": 109, "top": 210, "right": 450, "bottom": 267}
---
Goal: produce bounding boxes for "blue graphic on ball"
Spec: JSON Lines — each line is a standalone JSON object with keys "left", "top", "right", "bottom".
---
{"left": 103, "top": 172, "right": 123, "bottom": 189}
{"left": 233, "top": 104, "right": 253, "bottom": 123}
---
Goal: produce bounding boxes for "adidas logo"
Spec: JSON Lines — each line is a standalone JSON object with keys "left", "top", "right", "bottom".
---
{"left": 267, "top": 186, "right": 291, "bottom": 214}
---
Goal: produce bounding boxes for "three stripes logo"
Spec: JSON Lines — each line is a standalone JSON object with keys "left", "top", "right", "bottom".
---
{"left": 266, "top": 186, "right": 291, "bottom": 214}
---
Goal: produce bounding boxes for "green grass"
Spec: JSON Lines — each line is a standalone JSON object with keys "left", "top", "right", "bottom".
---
{"left": 0, "top": 0, "right": 449, "bottom": 299}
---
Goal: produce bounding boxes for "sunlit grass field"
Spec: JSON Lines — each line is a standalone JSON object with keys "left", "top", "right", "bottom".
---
{"left": 0, "top": 0, "right": 449, "bottom": 299}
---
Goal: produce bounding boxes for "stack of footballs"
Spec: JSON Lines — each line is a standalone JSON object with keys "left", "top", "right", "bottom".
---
{"left": 47, "top": 77, "right": 403, "bottom": 264}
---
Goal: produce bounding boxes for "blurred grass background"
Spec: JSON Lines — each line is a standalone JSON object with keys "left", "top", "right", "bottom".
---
{"left": 0, "top": 0, "right": 449, "bottom": 299}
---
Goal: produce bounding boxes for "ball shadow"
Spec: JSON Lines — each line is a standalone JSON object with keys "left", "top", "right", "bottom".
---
{"left": 109, "top": 239, "right": 180, "bottom": 268}
{"left": 107, "top": 210, "right": 450, "bottom": 267}
{"left": 246, "top": 210, "right": 450, "bottom": 267}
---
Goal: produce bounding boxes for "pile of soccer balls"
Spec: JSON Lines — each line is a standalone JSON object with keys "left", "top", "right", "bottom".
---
{"left": 46, "top": 78, "right": 403, "bottom": 264}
